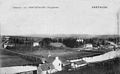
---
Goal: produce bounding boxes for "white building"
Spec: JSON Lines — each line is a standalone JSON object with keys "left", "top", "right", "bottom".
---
{"left": 37, "top": 56, "right": 63, "bottom": 74}
{"left": 84, "top": 44, "right": 93, "bottom": 48}
{"left": 33, "top": 42, "right": 39, "bottom": 47}
{"left": 52, "top": 56, "right": 62, "bottom": 71}
{"left": 76, "top": 39, "right": 84, "bottom": 42}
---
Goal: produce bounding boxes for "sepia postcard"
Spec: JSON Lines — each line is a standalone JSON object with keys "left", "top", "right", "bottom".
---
{"left": 0, "top": 0, "right": 120, "bottom": 74}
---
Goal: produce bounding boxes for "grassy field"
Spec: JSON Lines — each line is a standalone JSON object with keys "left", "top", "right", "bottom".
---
{"left": 0, "top": 49, "right": 35, "bottom": 67}
{"left": 17, "top": 47, "right": 105, "bottom": 64}
{"left": 0, "top": 44, "right": 111, "bottom": 67}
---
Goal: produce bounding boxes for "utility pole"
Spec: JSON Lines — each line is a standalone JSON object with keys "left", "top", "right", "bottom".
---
{"left": 0, "top": 23, "right": 1, "bottom": 38}
{"left": 117, "top": 9, "right": 120, "bottom": 44}
{"left": 0, "top": 23, "right": 1, "bottom": 40}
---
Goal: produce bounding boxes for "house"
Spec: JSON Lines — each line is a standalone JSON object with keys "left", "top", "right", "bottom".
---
{"left": 37, "top": 56, "right": 63, "bottom": 74}
{"left": 84, "top": 44, "right": 93, "bottom": 48}
{"left": 33, "top": 42, "right": 39, "bottom": 47}
{"left": 69, "top": 58, "right": 87, "bottom": 69}
{"left": 70, "top": 60, "right": 87, "bottom": 69}
{"left": 76, "top": 38, "right": 84, "bottom": 42}
{"left": 52, "top": 56, "right": 62, "bottom": 71}
{"left": 37, "top": 63, "right": 55, "bottom": 74}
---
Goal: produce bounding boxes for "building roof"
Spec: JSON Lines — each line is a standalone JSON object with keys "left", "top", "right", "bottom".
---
{"left": 38, "top": 63, "right": 54, "bottom": 71}
{"left": 75, "top": 60, "right": 87, "bottom": 65}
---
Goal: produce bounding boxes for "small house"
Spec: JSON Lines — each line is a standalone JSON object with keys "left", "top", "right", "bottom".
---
{"left": 33, "top": 42, "right": 39, "bottom": 47}
{"left": 37, "top": 56, "right": 63, "bottom": 74}
{"left": 84, "top": 44, "right": 93, "bottom": 48}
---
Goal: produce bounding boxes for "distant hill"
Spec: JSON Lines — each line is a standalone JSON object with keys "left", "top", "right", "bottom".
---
{"left": 28, "top": 34, "right": 120, "bottom": 39}
{"left": 27, "top": 34, "right": 96, "bottom": 39}
{"left": 95, "top": 35, "right": 120, "bottom": 39}
{"left": 1, "top": 34, "right": 120, "bottom": 39}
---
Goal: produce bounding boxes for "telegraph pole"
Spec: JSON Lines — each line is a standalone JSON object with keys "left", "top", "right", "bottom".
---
{"left": 117, "top": 11, "right": 119, "bottom": 43}
{"left": 117, "top": 9, "right": 120, "bottom": 44}
{"left": 0, "top": 23, "right": 1, "bottom": 41}
{"left": 0, "top": 23, "right": 1, "bottom": 38}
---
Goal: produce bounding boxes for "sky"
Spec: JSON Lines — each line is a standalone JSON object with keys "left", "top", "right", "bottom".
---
{"left": 0, "top": 0, "right": 120, "bottom": 35}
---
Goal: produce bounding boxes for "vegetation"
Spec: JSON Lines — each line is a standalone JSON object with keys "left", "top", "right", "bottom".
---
{"left": 1, "top": 35, "right": 120, "bottom": 49}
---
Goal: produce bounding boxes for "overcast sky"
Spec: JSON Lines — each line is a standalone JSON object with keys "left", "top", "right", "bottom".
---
{"left": 0, "top": 0, "right": 120, "bottom": 35}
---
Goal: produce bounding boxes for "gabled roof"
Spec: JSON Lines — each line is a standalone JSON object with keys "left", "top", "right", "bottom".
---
{"left": 74, "top": 60, "right": 87, "bottom": 65}
{"left": 38, "top": 63, "right": 54, "bottom": 71}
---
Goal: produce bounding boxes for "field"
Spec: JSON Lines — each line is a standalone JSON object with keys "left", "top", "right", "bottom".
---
{"left": 0, "top": 46, "right": 107, "bottom": 67}
{"left": 1, "top": 47, "right": 120, "bottom": 74}
{"left": 25, "top": 48, "right": 104, "bottom": 63}
{"left": 1, "top": 46, "right": 110, "bottom": 67}
{"left": 0, "top": 49, "right": 34, "bottom": 67}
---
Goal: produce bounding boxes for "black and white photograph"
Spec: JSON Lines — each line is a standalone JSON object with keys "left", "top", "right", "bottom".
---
{"left": 0, "top": 0, "right": 120, "bottom": 74}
